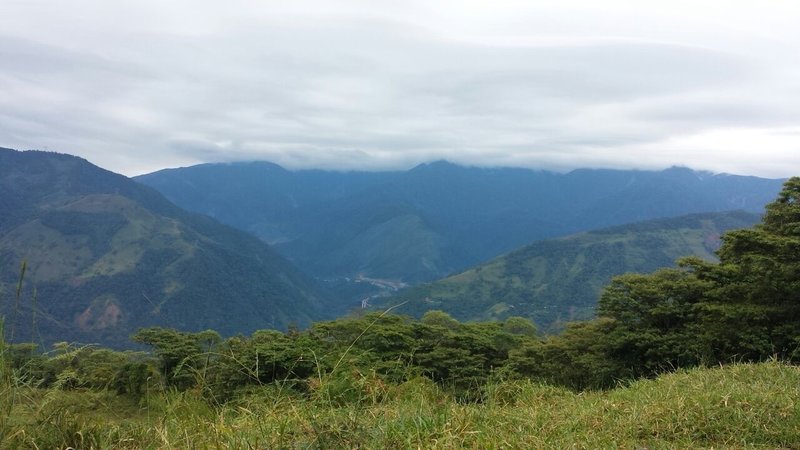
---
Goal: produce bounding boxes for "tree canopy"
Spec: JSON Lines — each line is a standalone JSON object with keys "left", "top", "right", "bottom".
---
{"left": 596, "top": 177, "right": 800, "bottom": 377}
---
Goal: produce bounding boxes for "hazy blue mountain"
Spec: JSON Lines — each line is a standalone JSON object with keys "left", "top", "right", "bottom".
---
{"left": 379, "top": 211, "right": 761, "bottom": 331}
{"left": 137, "top": 161, "right": 783, "bottom": 284}
{"left": 0, "top": 148, "right": 327, "bottom": 348}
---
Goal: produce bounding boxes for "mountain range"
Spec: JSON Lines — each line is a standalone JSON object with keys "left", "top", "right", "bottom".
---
{"left": 0, "top": 148, "right": 325, "bottom": 348}
{"left": 137, "top": 161, "right": 783, "bottom": 285}
{"left": 0, "top": 148, "right": 787, "bottom": 347}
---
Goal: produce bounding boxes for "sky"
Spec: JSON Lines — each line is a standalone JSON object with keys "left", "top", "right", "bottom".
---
{"left": 2, "top": 0, "right": 800, "bottom": 178}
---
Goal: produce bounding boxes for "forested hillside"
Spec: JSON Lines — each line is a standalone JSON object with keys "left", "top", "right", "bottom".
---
{"left": 137, "top": 162, "right": 783, "bottom": 283}
{"left": 0, "top": 149, "right": 326, "bottom": 348}
{"left": 384, "top": 210, "right": 760, "bottom": 329}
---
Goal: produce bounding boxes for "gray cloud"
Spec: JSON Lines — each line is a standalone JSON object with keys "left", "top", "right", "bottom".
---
{"left": 1, "top": 1, "right": 799, "bottom": 177}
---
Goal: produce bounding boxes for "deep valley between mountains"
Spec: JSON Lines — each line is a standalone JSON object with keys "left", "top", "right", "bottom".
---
{"left": 0, "top": 147, "right": 784, "bottom": 347}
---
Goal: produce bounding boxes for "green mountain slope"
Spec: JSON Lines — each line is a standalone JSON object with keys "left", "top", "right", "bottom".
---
{"left": 0, "top": 148, "right": 326, "bottom": 348}
{"left": 382, "top": 211, "right": 760, "bottom": 330}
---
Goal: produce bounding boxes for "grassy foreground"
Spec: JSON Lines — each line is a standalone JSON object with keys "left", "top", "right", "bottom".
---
{"left": 2, "top": 361, "right": 799, "bottom": 449}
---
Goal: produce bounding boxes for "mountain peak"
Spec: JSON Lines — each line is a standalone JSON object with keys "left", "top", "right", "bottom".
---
{"left": 410, "top": 160, "right": 460, "bottom": 171}
{"left": 661, "top": 165, "right": 716, "bottom": 182}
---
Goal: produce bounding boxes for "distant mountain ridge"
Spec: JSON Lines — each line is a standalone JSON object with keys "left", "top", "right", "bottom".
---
{"left": 380, "top": 210, "right": 761, "bottom": 330}
{"left": 0, "top": 148, "right": 326, "bottom": 348}
{"left": 137, "top": 161, "right": 783, "bottom": 284}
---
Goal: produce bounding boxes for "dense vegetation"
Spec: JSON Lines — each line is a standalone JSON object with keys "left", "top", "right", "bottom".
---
{"left": 594, "top": 176, "right": 800, "bottom": 380}
{"left": 3, "top": 346, "right": 799, "bottom": 448}
{"left": 2, "top": 156, "right": 799, "bottom": 446}
{"left": 386, "top": 211, "right": 760, "bottom": 330}
{"left": 137, "top": 161, "right": 783, "bottom": 283}
{"left": 0, "top": 148, "right": 327, "bottom": 348}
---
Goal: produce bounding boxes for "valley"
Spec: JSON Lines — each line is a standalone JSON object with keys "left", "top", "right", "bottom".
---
{"left": 137, "top": 160, "right": 781, "bottom": 333}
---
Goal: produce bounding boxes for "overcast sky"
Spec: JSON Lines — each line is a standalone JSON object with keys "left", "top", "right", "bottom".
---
{"left": 2, "top": 1, "right": 800, "bottom": 177}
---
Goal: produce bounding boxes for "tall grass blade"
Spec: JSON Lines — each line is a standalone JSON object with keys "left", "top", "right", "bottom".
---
{"left": 9, "top": 260, "right": 27, "bottom": 343}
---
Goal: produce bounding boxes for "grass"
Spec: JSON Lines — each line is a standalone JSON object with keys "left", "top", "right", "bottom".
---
{"left": 3, "top": 361, "right": 799, "bottom": 449}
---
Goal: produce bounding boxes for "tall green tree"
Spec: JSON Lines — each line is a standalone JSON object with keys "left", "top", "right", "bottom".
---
{"left": 132, "top": 327, "right": 220, "bottom": 389}
{"left": 598, "top": 268, "right": 711, "bottom": 375}
{"left": 697, "top": 176, "right": 800, "bottom": 360}
{"left": 596, "top": 177, "right": 800, "bottom": 376}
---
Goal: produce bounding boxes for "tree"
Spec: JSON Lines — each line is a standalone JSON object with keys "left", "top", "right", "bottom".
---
{"left": 594, "top": 177, "right": 800, "bottom": 375}
{"left": 420, "top": 310, "right": 460, "bottom": 330}
{"left": 502, "top": 316, "right": 538, "bottom": 337}
{"left": 597, "top": 268, "right": 710, "bottom": 376}
{"left": 506, "top": 318, "right": 624, "bottom": 390}
{"left": 700, "top": 176, "right": 800, "bottom": 360}
{"left": 132, "top": 327, "right": 219, "bottom": 389}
